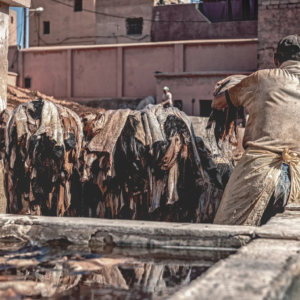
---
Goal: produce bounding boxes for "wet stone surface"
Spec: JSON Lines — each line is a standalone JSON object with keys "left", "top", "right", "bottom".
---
{"left": 0, "top": 239, "right": 235, "bottom": 300}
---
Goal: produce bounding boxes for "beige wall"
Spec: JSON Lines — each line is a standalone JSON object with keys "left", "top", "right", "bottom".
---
{"left": 29, "top": 0, "right": 96, "bottom": 47}
{"left": 155, "top": 72, "right": 252, "bottom": 116}
{"left": 8, "top": 9, "right": 16, "bottom": 45}
{"left": 14, "top": 39, "right": 258, "bottom": 116}
{"left": 29, "top": 0, "right": 156, "bottom": 47}
{"left": 0, "top": 2, "right": 9, "bottom": 111}
{"left": 95, "top": 0, "right": 154, "bottom": 45}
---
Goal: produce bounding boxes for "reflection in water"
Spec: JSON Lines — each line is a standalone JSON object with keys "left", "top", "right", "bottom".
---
{"left": 0, "top": 240, "right": 235, "bottom": 300}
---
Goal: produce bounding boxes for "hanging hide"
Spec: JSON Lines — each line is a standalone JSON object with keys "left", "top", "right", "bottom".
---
{"left": 4, "top": 99, "right": 83, "bottom": 216}
{"left": 81, "top": 104, "right": 227, "bottom": 223}
{"left": 206, "top": 75, "right": 247, "bottom": 149}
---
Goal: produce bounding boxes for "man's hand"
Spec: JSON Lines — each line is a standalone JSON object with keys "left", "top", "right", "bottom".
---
{"left": 211, "top": 94, "right": 228, "bottom": 110}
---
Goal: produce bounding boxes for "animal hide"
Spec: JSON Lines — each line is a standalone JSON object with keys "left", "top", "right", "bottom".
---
{"left": 81, "top": 103, "right": 226, "bottom": 223}
{"left": 3, "top": 100, "right": 230, "bottom": 222}
{"left": 206, "top": 75, "right": 247, "bottom": 148}
{"left": 4, "top": 99, "right": 83, "bottom": 216}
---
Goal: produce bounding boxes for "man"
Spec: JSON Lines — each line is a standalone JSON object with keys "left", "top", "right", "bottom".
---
{"left": 212, "top": 35, "right": 300, "bottom": 226}
{"left": 162, "top": 87, "right": 173, "bottom": 107}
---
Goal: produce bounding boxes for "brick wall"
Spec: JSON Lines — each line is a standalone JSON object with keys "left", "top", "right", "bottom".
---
{"left": 258, "top": 0, "right": 300, "bottom": 69}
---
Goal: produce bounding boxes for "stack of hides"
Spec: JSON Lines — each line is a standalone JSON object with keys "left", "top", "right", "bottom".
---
{"left": 4, "top": 99, "right": 83, "bottom": 216}
{"left": 81, "top": 104, "right": 226, "bottom": 223}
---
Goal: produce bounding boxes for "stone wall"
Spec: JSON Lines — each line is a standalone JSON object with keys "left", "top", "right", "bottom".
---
{"left": 0, "top": 2, "right": 9, "bottom": 111}
{"left": 258, "top": 0, "right": 300, "bottom": 69}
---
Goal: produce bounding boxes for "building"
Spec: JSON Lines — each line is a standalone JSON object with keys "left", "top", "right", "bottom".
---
{"left": 1, "top": 0, "right": 31, "bottom": 112}
{"left": 151, "top": 3, "right": 258, "bottom": 42}
{"left": 9, "top": 9, "right": 17, "bottom": 45}
{"left": 95, "top": 0, "right": 155, "bottom": 45}
{"left": 29, "top": 0, "right": 97, "bottom": 47}
{"left": 28, "top": 0, "right": 258, "bottom": 47}
{"left": 8, "top": 2, "right": 300, "bottom": 117}
{"left": 29, "top": 0, "right": 157, "bottom": 47}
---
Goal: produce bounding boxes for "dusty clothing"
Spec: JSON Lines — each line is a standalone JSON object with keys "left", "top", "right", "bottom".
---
{"left": 228, "top": 61, "right": 300, "bottom": 155}
{"left": 260, "top": 163, "right": 291, "bottom": 225}
{"left": 162, "top": 92, "right": 173, "bottom": 106}
{"left": 214, "top": 61, "right": 300, "bottom": 226}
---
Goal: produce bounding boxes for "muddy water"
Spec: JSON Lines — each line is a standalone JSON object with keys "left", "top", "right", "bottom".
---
{"left": 0, "top": 240, "right": 235, "bottom": 300}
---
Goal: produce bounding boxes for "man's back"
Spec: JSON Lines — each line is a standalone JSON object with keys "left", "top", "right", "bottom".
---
{"left": 228, "top": 60, "right": 300, "bottom": 154}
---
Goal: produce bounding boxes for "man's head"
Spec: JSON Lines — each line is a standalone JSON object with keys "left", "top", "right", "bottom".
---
{"left": 163, "top": 86, "right": 169, "bottom": 94}
{"left": 274, "top": 35, "right": 300, "bottom": 67}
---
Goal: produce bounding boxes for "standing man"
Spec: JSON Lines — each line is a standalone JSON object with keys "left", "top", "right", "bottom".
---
{"left": 162, "top": 87, "right": 173, "bottom": 108}
{"left": 212, "top": 35, "right": 300, "bottom": 226}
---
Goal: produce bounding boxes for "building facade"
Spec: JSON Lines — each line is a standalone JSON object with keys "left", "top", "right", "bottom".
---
{"left": 95, "top": 0, "right": 155, "bottom": 45}
{"left": 29, "top": 0, "right": 157, "bottom": 47}
{"left": 8, "top": 9, "right": 17, "bottom": 45}
{"left": 29, "top": 0, "right": 97, "bottom": 47}
{"left": 1, "top": 0, "right": 31, "bottom": 112}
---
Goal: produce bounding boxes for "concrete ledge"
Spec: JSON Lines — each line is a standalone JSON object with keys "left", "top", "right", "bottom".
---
{"left": 21, "top": 38, "right": 259, "bottom": 52}
{"left": 154, "top": 71, "right": 253, "bottom": 78}
{"left": 168, "top": 239, "right": 300, "bottom": 300}
{"left": 0, "top": 214, "right": 255, "bottom": 248}
{"left": 256, "top": 211, "right": 300, "bottom": 240}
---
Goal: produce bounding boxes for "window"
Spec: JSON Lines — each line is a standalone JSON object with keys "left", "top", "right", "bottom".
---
{"left": 25, "top": 78, "right": 31, "bottom": 89}
{"left": 126, "top": 18, "right": 143, "bottom": 35}
{"left": 11, "top": 16, "right": 13, "bottom": 24}
{"left": 199, "top": 100, "right": 212, "bottom": 117}
{"left": 174, "top": 100, "right": 183, "bottom": 111}
{"left": 43, "top": 21, "right": 50, "bottom": 34}
{"left": 74, "top": 0, "right": 82, "bottom": 12}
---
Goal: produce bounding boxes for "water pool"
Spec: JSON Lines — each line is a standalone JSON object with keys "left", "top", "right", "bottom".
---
{"left": 0, "top": 239, "right": 235, "bottom": 300}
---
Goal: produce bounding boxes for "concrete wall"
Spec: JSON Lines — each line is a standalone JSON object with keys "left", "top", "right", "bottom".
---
{"left": 29, "top": 0, "right": 97, "bottom": 47}
{"left": 8, "top": 71, "right": 17, "bottom": 86}
{"left": 155, "top": 71, "right": 252, "bottom": 116}
{"left": 95, "top": 0, "right": 154, "bottom": 45}
{"left": 8, "top": 9, "right": 16, "bottom": 45}
{"left": 0, "top": 2, "right": 9, "bottom": 111}
{"left": 152, "top": 4, "right": 258, "bottom": 42}
{"left": 258, "top": 0, "right": 300, "bottom": 69}
{"left": 14, "top": 39, "right": 257, "bottom": 116}
{"left": 7, "top": 45, "right": 18, "bottom": 73}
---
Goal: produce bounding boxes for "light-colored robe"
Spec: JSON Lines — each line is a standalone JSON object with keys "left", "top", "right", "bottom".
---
{"left": 214, "top": 60, "right": 300, "bottom": 226}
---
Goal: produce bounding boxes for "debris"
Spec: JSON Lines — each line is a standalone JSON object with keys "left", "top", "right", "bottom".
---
{"left": 7, "top": 85, "right": 105, "bottom": 116}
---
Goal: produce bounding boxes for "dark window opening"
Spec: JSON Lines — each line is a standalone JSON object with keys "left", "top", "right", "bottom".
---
{"left": 126, "top": 18, "right": 143, "bottom": 35}
{"left": 43, "top": 21, "right": 50, "bottom": 34}
{"left": 74, "top": 0, "right": 82, "bottom": 12}
{"left": 200, "top": 100, "right": 212, "bottom": 117}
{"left": 25, "top": 78, "right": 31, "bottom": 89}
{"left": 174, "top": 100, "right": 183, "bottom": 111}
{"left": 11, "top": 16, "right": 14, "bottom": 24}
